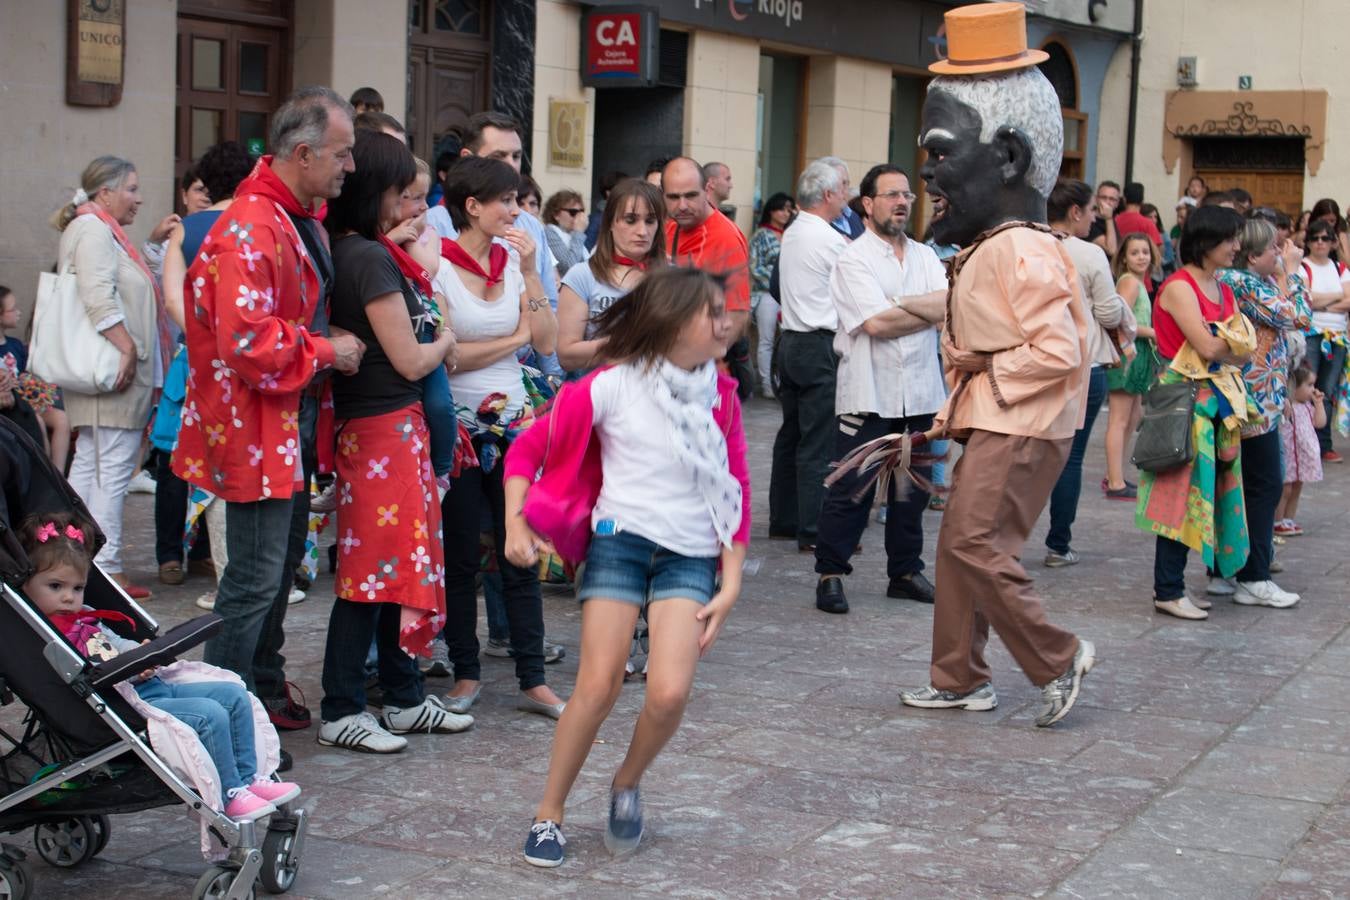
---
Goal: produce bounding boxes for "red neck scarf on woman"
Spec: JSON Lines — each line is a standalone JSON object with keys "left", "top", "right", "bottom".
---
{"left": 377, "top": 234, "right": 433, "bottom": 298}
{"left": 612, "top": 254, "right": 648, "bottom": 271}
{"left": 441, "top": 237, "right": 508, "bottom": 287}
{"left": 75, "top": 201, "right": 174, "bottom": 380}
{"left": 765, "top": 224, "right": 785, "bottom": 235}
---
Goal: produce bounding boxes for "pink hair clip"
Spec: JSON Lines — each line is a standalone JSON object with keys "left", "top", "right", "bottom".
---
{"left": 64, "top": 525, "right": 85, "bottom": 544}
{"left": 34, "top": 523, "right": 58, "bottom": 543}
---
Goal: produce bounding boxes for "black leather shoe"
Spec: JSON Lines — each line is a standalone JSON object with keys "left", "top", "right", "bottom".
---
{"left": 815, "top": 577, "right": 849, "bottom": 614}
{"left": 887, "top": 572, "right": 935, "bottom": 604}
{"left": 277, "top": 748, "right": 294, "bottom": 773}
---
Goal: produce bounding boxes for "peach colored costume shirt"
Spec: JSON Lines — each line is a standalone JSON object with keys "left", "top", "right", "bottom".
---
{"left": 938, "top": 226, "right": 1089, "bottom": 441}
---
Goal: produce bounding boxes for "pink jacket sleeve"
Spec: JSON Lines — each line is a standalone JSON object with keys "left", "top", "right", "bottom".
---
{"left": 503, "top": 410, "right": 550, "bottom": 482}
{"left": 718, "top": 381, "right": 752, "bottom": 546}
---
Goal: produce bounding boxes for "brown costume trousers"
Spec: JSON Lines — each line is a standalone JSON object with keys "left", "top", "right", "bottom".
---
{"left": 930, "top": 430, "right": 1080, "bottom": 692}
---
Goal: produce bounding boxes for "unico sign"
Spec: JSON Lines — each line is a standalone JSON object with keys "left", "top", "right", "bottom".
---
{"left": 582, "top": 6, "right": 659, "bottom": 87}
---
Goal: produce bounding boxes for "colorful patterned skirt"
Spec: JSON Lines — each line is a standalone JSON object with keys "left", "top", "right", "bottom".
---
{"left": 1135, "top": 377, "right": 1250, "bottom": 577}
{"left": 334, "top": 404, "right": 445, "bottom": 657}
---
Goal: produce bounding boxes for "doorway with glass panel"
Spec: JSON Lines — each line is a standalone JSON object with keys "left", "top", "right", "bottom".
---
{"left": 756, "top": 54, "right": 804, "bottom": 217}
{"left": 175, "top": 5, "right": 290, "bottom": 210}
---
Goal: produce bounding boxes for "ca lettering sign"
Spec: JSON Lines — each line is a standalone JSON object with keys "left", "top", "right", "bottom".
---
{"left": 582, "top": 6, "right": 660, "bottom": 88}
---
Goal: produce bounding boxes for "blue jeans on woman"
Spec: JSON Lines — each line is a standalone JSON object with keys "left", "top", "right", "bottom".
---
{"left": 136, "top": 677, "right": 258, "bottom": 804}
{"left": 1046, "top": 366, "right": 1108, "bottom": 554}
{"left": 1308, "top": 333, "right": 1346, "bottom": 453}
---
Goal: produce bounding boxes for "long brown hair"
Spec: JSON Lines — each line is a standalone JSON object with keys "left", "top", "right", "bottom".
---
{"left": 593, "top": 266, "right": 724, "bottom": 368}
{"left": 589, "top": 179, "right": 666, "bottom": 284}
{"left": 1112, "top": 232, "right": 1160, "bottom": 282}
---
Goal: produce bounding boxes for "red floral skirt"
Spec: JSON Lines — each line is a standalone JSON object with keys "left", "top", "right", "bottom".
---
{"left": 334, "top": 404, "right": 445, "bottom": 657}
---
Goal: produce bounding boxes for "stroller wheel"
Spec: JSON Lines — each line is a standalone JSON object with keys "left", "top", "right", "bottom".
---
{"left": 32, "top": 818, "right": 97, "bottom": 868}
{"left": 0, "top": 853, "right": 31, "bottom": 900}
{"left": 192, "top": 865, "right": 256, "bottom": 900}
{"left": 87, "top": 815, "right": 110, "bottom": 857}
{"left": 259, "top": 826, "right": 299, "bottom": 894}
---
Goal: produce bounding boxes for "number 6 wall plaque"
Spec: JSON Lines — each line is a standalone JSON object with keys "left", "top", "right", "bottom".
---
{"left": 67, "top": 0, "right": 126, "bottom": 107}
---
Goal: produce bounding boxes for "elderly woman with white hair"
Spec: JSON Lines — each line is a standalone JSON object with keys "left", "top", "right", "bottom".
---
{"left": 49, "top": 156, "right": 172, "bottom": 599}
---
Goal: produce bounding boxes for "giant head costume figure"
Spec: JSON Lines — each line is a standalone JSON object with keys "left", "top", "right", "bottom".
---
{"left": 920, "top": 2, "right": 1064, "bottom": 247}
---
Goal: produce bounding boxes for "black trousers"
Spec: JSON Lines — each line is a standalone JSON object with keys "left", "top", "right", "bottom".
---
{"left": 441, "top": 435, "right": 545, "bottom": 690}
{"left": 1235, "top": 428, "right": 1280, "bottom": 583}
{"left": 814, "top": 412, "right": 933, "bottom": 578}
{"left": 769, "top": 330, "right": 838, "bottom": 544}
{"left": 154, "top": 451, "right": 211, "bottom": 566}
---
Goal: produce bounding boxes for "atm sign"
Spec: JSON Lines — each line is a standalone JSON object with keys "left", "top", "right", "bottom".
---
{"left": 583, "top": 7, "right": 658, "bottom": 86}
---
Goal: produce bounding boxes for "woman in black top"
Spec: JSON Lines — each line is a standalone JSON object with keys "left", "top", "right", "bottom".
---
{"left": 316, "top": 131, "right": 467, "bottom": 754}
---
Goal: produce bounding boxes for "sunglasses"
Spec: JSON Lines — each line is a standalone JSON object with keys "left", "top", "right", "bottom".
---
{"left": 561, "top": 207, "right": 584, "bottom": 216}
{"left": 1309, "top": 235, "right": 1336, "bottom": 243}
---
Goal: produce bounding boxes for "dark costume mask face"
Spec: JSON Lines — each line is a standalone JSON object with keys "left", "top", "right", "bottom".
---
{"left": 919, "top": 87, "right": 1048, "bottom": 248}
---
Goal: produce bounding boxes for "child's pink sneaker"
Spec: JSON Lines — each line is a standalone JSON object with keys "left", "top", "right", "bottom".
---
{"left": 249, "top": 779, "right": 301, "bottom": 807}
{"left": 224, "top": 788, "right": 277, "bottom": 822}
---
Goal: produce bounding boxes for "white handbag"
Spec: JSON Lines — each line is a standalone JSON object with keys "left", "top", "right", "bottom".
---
{"left": 29, "top": 263, "right": 123, "bottom": 394}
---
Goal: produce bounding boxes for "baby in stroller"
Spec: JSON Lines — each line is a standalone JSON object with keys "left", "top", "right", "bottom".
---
{"left": 17, "top": 510, "right": 301, "bottom": 823}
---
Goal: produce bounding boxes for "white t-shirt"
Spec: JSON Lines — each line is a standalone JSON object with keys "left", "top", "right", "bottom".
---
{"left": 779, "top": 211, "right": 849, "bottom": 333}
{"left": 561, "top": 262, "right": 628, "bottom": 339}
{"left": 435, "top": 253, "right": 528, "bottom": 421}
{"left": 1305, "top": 258, "right": 1350, "bottom": 333}
{"left": 589, "top": 363, "right": 721, "bottom": 558}
{"left": 830, "top": 230, "right": 948, "bottom": 418}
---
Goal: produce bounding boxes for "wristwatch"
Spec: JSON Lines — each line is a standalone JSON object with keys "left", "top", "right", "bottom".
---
{"left": 527, "top": 297, "right": 547, "bottom": 312}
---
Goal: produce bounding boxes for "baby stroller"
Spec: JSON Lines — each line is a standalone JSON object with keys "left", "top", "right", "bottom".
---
{"left": 0, "top": 416, "right": 307, "bottom": 898}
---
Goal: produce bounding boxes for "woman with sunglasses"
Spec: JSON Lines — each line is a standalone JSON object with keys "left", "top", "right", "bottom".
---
{"left": 543, "top": 190, "right": 590, "bottom": 279}
{"left": 1300, "top": 218, "right": 1350, "bottom": 462}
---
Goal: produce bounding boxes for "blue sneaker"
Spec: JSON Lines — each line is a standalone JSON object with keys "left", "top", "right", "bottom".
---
{"left": 604, "top": 786, "right": 644, "bottom": 854}
{"left": 523, "top": 819, "right": 566, "bottom": 867}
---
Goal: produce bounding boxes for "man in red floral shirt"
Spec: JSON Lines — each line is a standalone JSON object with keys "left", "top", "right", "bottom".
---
{"left": 175, "top": 87, "right": 364, "bottom": 758}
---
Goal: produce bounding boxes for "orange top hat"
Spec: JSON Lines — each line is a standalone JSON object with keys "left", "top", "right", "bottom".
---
{"left": 929, "top": 2, "right": 1049, "bottom": 76}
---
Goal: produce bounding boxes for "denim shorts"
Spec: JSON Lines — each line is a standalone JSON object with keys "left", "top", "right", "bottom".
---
{"left": 577, "top": 529, "right": 718, "bottom": 607}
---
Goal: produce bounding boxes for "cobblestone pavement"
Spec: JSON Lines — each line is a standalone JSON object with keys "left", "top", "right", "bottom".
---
{"left": 25, "top": 397, "right": 1350, "bottom": 898}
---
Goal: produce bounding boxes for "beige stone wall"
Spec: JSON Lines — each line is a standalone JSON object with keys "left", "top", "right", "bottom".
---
{"left": 1132, "top": 0, "right": 1349, "bottom": 213}
{"left": 531, "top": 0, "right": 595, "bottom": 210}
{"left": 682, "top": 31, "right": 761, "bottom": 231}
{"left": 803, "top": 57, "right": 893, "bottom": 197}
{"left": 293, "top": 0, "right": 407, "bottom": 117}
{"left": 0, "top": 0, "right": 177, "bottom": 328}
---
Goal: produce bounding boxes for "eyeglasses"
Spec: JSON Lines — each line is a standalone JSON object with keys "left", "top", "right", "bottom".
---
{"left": 874, "top": 190, "right": 917, "bottom": 203}
{"left": 561, "top": 207, "right": 584, "bottom": 216}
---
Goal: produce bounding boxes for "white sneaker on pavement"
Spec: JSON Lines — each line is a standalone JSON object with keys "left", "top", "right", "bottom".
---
{"left": 128, "top": 470, "right": 157, "bottom": 495}
{"left": 194, "top": 592, "right": 216, "bottom": 611}
{"left": 381, "top": 696, "right": 474, "bottom": 734}
{"left": 1233, "top": 580, "right": 1300, "bottom": 608}
{"left": 1205, "top": 576, "right": 1235, "bottom": 597}
{"left": 317, "top": 711, "right": 408, "bottom": 753}
{"left": 310, "top": 481, "right": 338, "bottom": 513}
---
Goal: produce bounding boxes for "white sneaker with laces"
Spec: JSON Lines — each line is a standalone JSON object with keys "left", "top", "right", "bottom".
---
{"left": 317, "top": 711, "right": 408, "bottom": 753}
{"left": 381, "top": 696, "right": 474, "bottom": 734}
{"left": 1206, "top": 576, "right": 1235, "bottom": 597}
{"left": 310, "top": 482, "right": 338, "bottom": 513}
{"left": 194, "top": 592, "right": 216, "bottom": 611}
{"left": 1233, "top": 580, "right": 1300, "bottom": 608}
{"left": 287, "top": 587, "right": 306, "bottom": 604}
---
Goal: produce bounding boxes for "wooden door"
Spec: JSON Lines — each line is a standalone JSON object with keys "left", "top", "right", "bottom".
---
{"left": 1193, "top": 170, "right": 1305, "bottom": 217}
{"left": 408, "top": 0, "right": 493, "bottom": 164}
{"left": 176, "top": 14, "right": 288, "bottom": 205}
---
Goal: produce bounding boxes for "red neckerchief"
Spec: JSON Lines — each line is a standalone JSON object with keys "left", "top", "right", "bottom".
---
{"left": 441, "top": 238, "right": 509, "bottom": 287}
{"left": 378, "top": 234, "right": 433, "bottom": 298}
{"left": 613, "top": 254, "right": 648, "bottom": 271}
{"left": 765, "top": 224, "right": 784, "bottom": 234}
{"left": 49, "top": 608, "right": 136, "bottom": 634}
{"left": 75, "top": 203, "right": 173, "bottom": 379}
{"left": 233, "top": 155, "right": 325, "bottom": 220}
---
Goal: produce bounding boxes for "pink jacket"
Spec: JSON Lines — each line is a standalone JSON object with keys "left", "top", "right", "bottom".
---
{"left": 503, "top": 365, "right": 752, "bottom": 561}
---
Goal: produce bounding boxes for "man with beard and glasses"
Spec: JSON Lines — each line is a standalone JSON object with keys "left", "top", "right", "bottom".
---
{"left": 895, "top": 2, "right": 1096, "bottom": 728}
{"left": 811, "top": 165, "right": 947, "bottom": 615}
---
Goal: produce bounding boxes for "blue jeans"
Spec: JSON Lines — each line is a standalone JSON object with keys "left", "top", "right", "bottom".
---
{"left": 930, "top": 438, "right": 950, "bottom": 488}
{"left": 136, "top": 677, "right": 257, "bottom": 803}
{"left": 577, "top": 530, "right": 718, "bottom": 606}
{"left": 419, "top": 329, "right": 457, "bottom": 478}
{"left": 320, "top": 599, "right": 424, "bottom": 721}
{"left": 1046, "top": 366, "right": 1108, "bottom": 554}
{"left": 206, "top": 497, "right": 296, "bottom": 694}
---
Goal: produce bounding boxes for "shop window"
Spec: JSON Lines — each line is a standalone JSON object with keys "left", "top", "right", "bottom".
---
{"left": 756, "top": 54, "right": 805, "bottom": 209}
{"left": 191, "top": 38, "right": 224, "bottom": 91}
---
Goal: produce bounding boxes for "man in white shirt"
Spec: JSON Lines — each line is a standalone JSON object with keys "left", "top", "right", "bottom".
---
{"left": 769, "top": 159, "right": 850, "bottom": 551}
{"left": 812, "top": 165, "right": 947, "bottom": 614}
